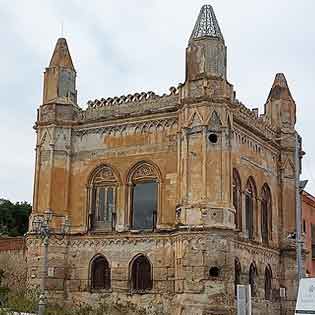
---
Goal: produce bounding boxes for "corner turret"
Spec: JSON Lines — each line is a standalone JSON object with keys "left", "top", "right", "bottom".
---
{"left": 186, "top": 5, "right": 227, "bottom": 81}
{"left": 43, "top": 38, "right": 77, "bottom": 105}
{"left": 264, "top": 73, "right": 296, "bottom": 130}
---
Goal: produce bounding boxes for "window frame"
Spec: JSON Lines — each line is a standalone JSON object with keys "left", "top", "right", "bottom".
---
{"left": 249, "top": 262, "right": 258, "bottom": 297}
{"left": 232, "top": 169, "right": 242, "bottom": 231}
{"left": 131, "top": 180, "right": 158, "bottom": 231}
{"left": 264, "top": 265, "right": 273, "bottom": 301}
{"left": 127, "top": 162, "right": 161, "bottom": 232}
{"left": 87, "top": 165, "right": 119, "bottom": 232}
{"left": 245, "top": 177, "right": 257, "bottom": 240}
{"left": 129, "top": 254, "right": 153, "bottom": 293}
{"left": 234, "top": 258, "right": 241, "bottom": 297}
{"left": 90, "top": 255, "right": 111, "bottom": 292}
{"left": 261, "top": 184, "right": 272, "bottom": 245}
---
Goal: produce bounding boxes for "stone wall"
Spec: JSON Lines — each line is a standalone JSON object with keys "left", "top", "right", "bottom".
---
{"left": 26, "top": 232, "right": 287, "bottom": 314}
{"left": 0, "top": 237, "right": 27, "bottom": 293}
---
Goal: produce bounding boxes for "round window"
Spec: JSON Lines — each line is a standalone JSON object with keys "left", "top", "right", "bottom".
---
{"left": 208, "top": 133, "right": 218, "bottom": 144}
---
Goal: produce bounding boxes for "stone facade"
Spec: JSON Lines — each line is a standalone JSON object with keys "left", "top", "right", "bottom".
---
{"left": 27, "top": 5, "right": 302, "bottom": 315}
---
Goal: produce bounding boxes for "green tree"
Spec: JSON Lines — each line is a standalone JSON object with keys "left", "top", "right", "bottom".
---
{"left": 0, "top": 199, "right": 31, "bottom": 236}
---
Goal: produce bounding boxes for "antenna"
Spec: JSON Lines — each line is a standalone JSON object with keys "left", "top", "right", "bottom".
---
{"left": 61, "top": 21, "right": 64, "bottom": 37}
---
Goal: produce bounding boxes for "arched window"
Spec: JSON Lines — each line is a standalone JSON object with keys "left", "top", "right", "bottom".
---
{"left": 235, "top": 258, "right": 241, "bottom": 297}
{"left": 261, "top": 184, "right": 272, "bottom": 245}
{"left": 91, "top": 255, "right": 111, "bottom": 290}
{"left": 233, "top": 169, "right": 242, "bottom": 230}
{"left": 130, "top": 255, "right": 152, "bottom": 292}
{"left": 245, "top": 177, "right": 257, "bottom": 239}
{"left": 249, "top": 262, "right": 257, "bottom": 297}
{"left": 128, "top": 162, "right": 159, "bottom": 231}
{"left": 88, "top": 165, "right": 119, "bottom": 231}
{"left": 265, "top": 265, "right": 272, "bottom": 300}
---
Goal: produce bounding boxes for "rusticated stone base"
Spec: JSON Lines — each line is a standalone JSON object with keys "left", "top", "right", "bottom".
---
{"left": 26, "top": 230, "right": 296, "bottom": 315}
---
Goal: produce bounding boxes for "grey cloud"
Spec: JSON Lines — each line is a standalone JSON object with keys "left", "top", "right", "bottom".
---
{"left": 0, "top": 0, "right": 314, "bottom": 201}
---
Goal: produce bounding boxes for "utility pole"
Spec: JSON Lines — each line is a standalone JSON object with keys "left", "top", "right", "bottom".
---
{"left": 32, "top": 210, "right": 70, "bottom": 315}
{"left": 295, "top": 132, "right": 304, "bottom": 283}
{"left": 38, "top": 236, "right": 48, "bottom": 315}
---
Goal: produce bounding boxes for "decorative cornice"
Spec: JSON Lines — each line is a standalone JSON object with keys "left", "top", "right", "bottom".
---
{"left": 73, "top": 117, "right": 178, "bottom": 138}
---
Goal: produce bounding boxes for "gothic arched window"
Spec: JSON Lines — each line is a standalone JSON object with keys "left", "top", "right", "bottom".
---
{"left": 128, "top": 162, "right": 159, "bottom": 231}
{"left": 235, "top": 258, "right": 241, "bottom": 297}
{"left": 265, "top": 265, "right": 272, "bottom": 300}
{"left": 261, "top": 184, "right": 272, "bottom": 245}
{"left": 130, "top": 255, "right": 153, "bottom": 292}
{"left": 233, "top": 169, "right": 242, "bottom": 230}
{"left": 249, "top": 262, "right": 258, "bottom": 297}
{"left": 91, "top": 255, "right": 111, "bottom": 290}
{"left": 245, "top": 177, "right": 257, "bottom": 240}
{"left": 88, "top": 165, "right": 119, "bottom": 231}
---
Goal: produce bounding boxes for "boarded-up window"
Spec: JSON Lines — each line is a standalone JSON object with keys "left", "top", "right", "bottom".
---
{"left": 91, "top": 256, "right": 111, "bottom": 290}
{"left": 245, "top": 178, "right": 256, "bottom": 240}
{"left": 233, "top": 169, "right": 242, "bottom": 230}
{"left": 265, "top": 265, "right": 272, "bottom": 300}
{"left": 131, "top": 255, "right": 152, "bottom": 292}
{"left": 235, "top": 258, "right": 241, "bottom": 297}
{"left": 261, "top": 184, "right": 272, "bottom": 245}
{"left": 249, "top": 262, "right": 257, "bottom": 297}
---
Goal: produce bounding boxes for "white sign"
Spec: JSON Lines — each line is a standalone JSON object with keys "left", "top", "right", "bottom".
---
{"left": 296, "top": 278, "right": 315, "bottom": 314}
{"left": 237, "top": 285, "right": 251, "bottom": 315}
{"left": 48, "top": 267, "right": 54, "bottom": 277}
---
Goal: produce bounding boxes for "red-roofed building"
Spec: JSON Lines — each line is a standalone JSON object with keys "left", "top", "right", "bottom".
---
{"left": 302, "top": 191, "right": 315, "bottom": 276}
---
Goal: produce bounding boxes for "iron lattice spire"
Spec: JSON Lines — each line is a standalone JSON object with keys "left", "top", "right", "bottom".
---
{"left": 190, "top": 5, "right": 224, "bottom": 43}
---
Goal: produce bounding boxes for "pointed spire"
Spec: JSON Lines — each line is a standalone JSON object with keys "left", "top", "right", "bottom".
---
{"left": 49, "top": 38, "right": 75, "bottom": 70}
{"left": 190, "top": 5, "right": 224, "bottom": 43}
{"left": 43, "top": 38, "right": 77, "bottom": 105}
{"left": 265, "top": 73, "right": 296, "bottom": 129}
{"left": 267, "top": 73, "right": 294, "bottom": 102}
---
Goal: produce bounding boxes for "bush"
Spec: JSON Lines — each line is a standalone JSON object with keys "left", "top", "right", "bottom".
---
{"left": 0, "top": 252, "right": 27, "bottom": 294}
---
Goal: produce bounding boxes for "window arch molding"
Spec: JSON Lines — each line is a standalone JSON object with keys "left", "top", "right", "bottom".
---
{"left": 245, "top": 177, "right": 257, "bottom": 240}
{"left": 87, "top": 164, "right": 121, "bottom": 231}
{"left": 126, "top": 161, "right": 162, "bottom": 231}
{"left": 126, "top": 160, "right": 163, "bottom": 185}
{"left": 232, "top": 169, "right": 242, "bottom": 231}
{"left": 129, "top": 253, "right": 153, "bottom": 292}
{"left": 89, "top": 254, "right": 111, "bottom": 291}
{"left": 261, "top": 183, "right": 272, "bottom": 245}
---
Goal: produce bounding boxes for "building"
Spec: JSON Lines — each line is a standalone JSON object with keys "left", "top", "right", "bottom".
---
{"left": 26, "top": 5, "right": 303, "bottom": 315}
{"left": 302, "top": 191, "right": 315, "bottom": 277}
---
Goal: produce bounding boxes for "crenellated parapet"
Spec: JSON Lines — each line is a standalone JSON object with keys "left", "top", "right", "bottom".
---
{"left": 232, "top": 100, "right": 278, "bottom": 141}
{"left": 76, "top": 86, "right": 180, "bottom": 123}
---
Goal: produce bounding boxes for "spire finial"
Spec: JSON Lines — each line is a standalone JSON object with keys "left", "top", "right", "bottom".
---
{"left": 190, "top": 5, "right": 224, "bottom": 43}
{"left": 61, "top": 21, "right": 64, "bottom": 37}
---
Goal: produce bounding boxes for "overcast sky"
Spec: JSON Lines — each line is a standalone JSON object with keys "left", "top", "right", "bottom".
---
{"left": 0, "top": 0, "right": 314, "bottom": 202}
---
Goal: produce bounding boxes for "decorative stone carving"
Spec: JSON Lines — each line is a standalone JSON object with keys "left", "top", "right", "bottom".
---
{"left": 209, "top": 111, "right": 222, "bottom": 130}
{"left": 93, "top": 167, "right": 117, "bottom": 184}
{"left": 132, "top": 164, "right": 157, "bottom": 181}
{"left": 73, "top": 117, "right": 177, "bottom": 139}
